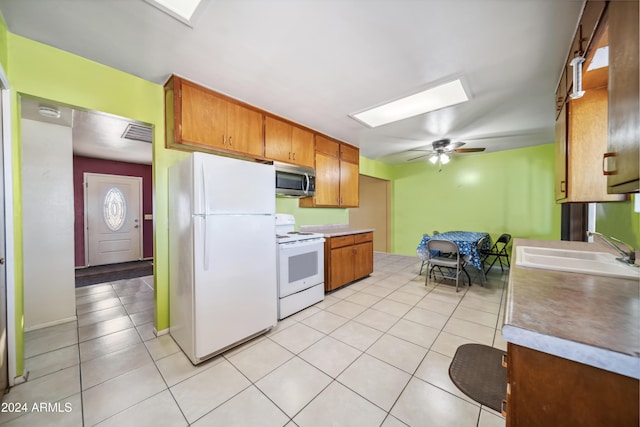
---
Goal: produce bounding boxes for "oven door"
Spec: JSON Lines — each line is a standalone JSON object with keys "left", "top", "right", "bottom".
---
{"left": 278, "top": 238, "right": 325, "bottom": 297}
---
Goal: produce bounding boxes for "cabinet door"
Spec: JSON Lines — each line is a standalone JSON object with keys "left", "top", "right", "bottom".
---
{"left": 315, "top": 153, "right": 340, "bottom": 206}
{"left": 180, "top": 82, "right": 227, "bottom": 149}
{"left": 329, "top": 246, "right": 354, "bottom": 290}
{"left": 340, "top": 144, "right": 359, "bottom": 163}
{"left": 339, "top": 160, "right": 359, "bottom": 207}
{"left": 316, "top": 135, "right": 340, "bottom": 157}
{"left": 568, "top": 88, "right": 624, "bottom": 202}
{"left": 353, "top": 241, "right": 373, "bottom": 279}
{"left": 291, "top": 126, "right": 314, "bottom": 168}
{"left": 607, "top": 0, "right": 639, "bottom": 192}
{"left": 265, "top": 116, "right": 292, "bottom": 163}
{"left": 554, "top": 102, "right": 567, "bottom": 201}
{"left": 227, "top": 103, "right": 264, "bottom": 157}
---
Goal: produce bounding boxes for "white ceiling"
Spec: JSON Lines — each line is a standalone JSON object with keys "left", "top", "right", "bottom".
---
{"left": 21, "top": 97, "right": 153, "bottom": 165}
{"left": 0, "top": 0, "right": 584, "bottom": 164}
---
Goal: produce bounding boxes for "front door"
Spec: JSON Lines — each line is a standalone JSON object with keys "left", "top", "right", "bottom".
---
{"left": 85, "top": 173, "right": 142, "bottom": 266}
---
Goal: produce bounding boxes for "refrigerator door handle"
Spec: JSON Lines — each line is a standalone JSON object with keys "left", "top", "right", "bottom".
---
{"left": 200, "top": 215, "right": 209, "bottom": 271}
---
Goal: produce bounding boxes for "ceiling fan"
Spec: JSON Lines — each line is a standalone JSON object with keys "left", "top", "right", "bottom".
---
{"left": 407, "top": 138, "right": 486, "bottom": 170}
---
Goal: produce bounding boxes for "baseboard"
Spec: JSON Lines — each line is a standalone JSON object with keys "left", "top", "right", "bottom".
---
{"left": 154, "top": 327, "right": 169, "bottom": 337}
{"left": 12, "top": 372, "right": 28, "bottom": 386}
{"left": 23, "top": 316, "right": 77, "bottom": 332}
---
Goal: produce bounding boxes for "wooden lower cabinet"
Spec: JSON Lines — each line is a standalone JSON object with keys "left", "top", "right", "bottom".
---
{"left": 325, "top": 232, "right": 373, "bottom": 291}
{"left": 505, "top": 343, "right": 639, "bottom": 426}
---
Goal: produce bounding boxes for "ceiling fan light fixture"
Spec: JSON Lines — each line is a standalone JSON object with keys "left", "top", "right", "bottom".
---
{"left": 350, "top": 79, "right": 469, "bottom": 128}
{"left": 440, "top": 153, "right": 450, "bottom": 164}
{"left": 429, "top": 154, "right": 439, "bottom": 164}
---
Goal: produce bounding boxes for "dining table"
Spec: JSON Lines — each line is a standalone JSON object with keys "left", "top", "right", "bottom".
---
{"left": 416, "top": 231, "right": 492, "bottom": 281}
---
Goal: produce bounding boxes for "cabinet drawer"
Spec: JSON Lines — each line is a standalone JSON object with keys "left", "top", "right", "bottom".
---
{"left": 330, "top": 235, "right": 355, "bottom": 249}
{"left": 316, "top": 135, "right": 340, "bottom": 157}
{"left": 353, "top": 232, "right": 373, "bottom": 244}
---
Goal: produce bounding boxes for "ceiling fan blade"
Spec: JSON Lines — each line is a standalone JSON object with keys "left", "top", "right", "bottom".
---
{"left": 454, "top": 147, "right": 486, "bottom": 153}
{"left": 444, "top": 141, "right": 465, "bottom": 151}
{"left": 407, "top": 148, "right": 435, "bottom": 153}
{"left": 407, "top": 153, "right": 431, "bottom": 161}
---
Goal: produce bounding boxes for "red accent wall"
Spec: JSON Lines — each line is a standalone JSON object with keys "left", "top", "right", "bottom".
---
{"left": 73, "top": 156, "right": 153, "bottom": 267}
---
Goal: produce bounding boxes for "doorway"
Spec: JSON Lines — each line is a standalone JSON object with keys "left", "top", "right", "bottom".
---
{"left": 0, "top": 71, "right": 8, "bottom": 391}
{"left": 349, "top": 175, "right": 391, "bottom": 252}
{"left": 85, "top": 173, "right": 143, "bottom": 266}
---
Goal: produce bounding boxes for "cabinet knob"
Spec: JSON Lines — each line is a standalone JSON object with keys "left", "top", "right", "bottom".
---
{"left": 602, "top": 152, "right": 617, "bottom": 176}
{"left": 501, "top": 353, "right": 508, "bottom": 368}
{"left": 501, "top": 400, "right": 508, "bottom": 417}
{"left": 560, "top": 180, "right": 566, "bottom": 194}
{"left": 228, "top": 136, "right": 233, "bottom": 146}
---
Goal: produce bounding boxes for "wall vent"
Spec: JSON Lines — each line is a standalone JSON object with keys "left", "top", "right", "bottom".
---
{"left": 122, "top": 123, "right": 153, "bottom": 143}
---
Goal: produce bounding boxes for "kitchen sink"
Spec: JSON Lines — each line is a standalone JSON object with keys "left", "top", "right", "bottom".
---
{"left": 516, "top": 246, "right": 640, "bottom": 280}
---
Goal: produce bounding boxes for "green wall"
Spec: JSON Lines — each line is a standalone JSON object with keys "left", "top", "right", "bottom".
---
{"left": 0, "top": 13, "right": 7, "bottom": 71}
{"left": 388, "top": 144, "right": 561, "bottom": 255}
{"left": 6, "top": 33, "right": 176, "bottom": 375}
{"left": 596, "top": 195, "right": 640, "bottom": 249}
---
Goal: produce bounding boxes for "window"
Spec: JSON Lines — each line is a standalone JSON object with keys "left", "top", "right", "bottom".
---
{"left": 104, "top": 187, "right": 126, "bottom": 231}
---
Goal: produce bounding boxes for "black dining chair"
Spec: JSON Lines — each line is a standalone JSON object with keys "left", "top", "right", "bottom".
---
{"left": 425, "top": 240, "right": 467, "bottom": 292}
{"left": 483, "top": 233, "right": 511, "bottom": 273}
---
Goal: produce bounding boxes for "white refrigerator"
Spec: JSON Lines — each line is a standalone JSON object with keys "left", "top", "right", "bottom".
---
{"left": 168, "top": 152, "right": 277, "bottom": 364}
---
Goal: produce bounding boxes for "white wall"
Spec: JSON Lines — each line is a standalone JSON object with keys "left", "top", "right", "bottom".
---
{"left": 21, "top": 119, "right": 76, "bottom": 330}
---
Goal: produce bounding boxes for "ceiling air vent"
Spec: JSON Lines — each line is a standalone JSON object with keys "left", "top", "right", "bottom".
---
{"left": 122, "top": 123, "right": 153, "bottom": 143}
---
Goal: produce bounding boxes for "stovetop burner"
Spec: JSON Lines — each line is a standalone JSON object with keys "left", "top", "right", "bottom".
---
{"left": 288, "top": 231, "right": 314, "bottom": 235}
{"left": 276, "top": 234, "right": 291, "bottom": 239}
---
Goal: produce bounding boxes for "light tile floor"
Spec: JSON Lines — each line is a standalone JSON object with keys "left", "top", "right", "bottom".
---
{"left": 0, "top": 253, "right": 509, "bottom": 426}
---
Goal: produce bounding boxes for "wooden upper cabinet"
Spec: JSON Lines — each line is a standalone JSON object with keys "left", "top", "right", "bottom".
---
{"left": 316, "top": 135, "right": 340, "bottom": 157}
{"left": 165, "top": 75, "right": 264, "bottom": 158}
{"left": 300, "top": 136, "right": 360, "bottom": 208}
{"left": 555, "top": 102, "right": 568, "bottom": 201}
{"left": 566, "top": 88, "right": 624, "bottom": 202}
{"left": 226, "top": 102, "right": 264, "bottom": 157}
{"left": 606, "top": 0, "right": 639, "bottom": 193}
{"left": 314, "top": 153, "right": 340, "bottom": 206}
{"left": 554, "top": 2, "right": 626, "bottom": 203}
{"left": 339, "top": 160, "right": 359, "bottom": 207}
{"left": 340, "top": 144, "right": 359, "bottom": 164}
{"left": 180, "top": 81, "right": 227, "bottom": 150}
{"left": 264, "top": 116, "right": 314, "bottom": 168}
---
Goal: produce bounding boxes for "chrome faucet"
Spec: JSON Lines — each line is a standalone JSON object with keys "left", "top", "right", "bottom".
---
{"left": 588, "top": 231, "right": 637, "bottom": 266}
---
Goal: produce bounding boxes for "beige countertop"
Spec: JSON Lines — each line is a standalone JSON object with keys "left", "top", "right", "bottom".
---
{"left": 299, "top": 224, "right": 374, "bottom": 237}
{"left": 502, "top": 238, "right": 640, "bottom": 379}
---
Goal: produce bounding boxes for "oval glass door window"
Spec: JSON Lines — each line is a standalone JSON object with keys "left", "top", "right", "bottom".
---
{"left": 104, "top": 187, "right": 126, "bottom": 231}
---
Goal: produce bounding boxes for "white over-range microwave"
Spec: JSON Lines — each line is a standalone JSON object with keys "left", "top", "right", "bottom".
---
{"left": 275, "top": 162, "right": 315, "bottom": 197}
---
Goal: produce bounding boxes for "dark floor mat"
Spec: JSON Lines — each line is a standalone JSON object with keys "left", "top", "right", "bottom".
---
{"left": 75, "top": 261, "right": 153, "bottom": 287}
{"left": 449, "top": 343, "right": 507, "bottom": 413}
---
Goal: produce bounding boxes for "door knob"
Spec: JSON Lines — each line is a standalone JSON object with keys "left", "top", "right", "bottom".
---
{"left": 0, "top": 258, "right": 4, "bottom": 264}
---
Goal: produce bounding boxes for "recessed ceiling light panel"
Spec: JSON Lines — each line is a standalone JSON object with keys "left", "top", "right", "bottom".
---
{"left": 145, "top": 0, "right": 207, "bottom": 27}
{"left": 350, "top": 79, "right": 469, "bottom": 128}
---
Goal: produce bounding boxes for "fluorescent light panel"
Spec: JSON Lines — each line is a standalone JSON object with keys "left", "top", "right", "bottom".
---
{"left": 352, "top": 79, "right": 469, "bottom": 128}
{"left": 145, "top": 0, "right": 203, "bottom": 25}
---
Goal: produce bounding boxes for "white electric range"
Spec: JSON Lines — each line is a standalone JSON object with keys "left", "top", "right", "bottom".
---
{"left": 275, "top": 214, "right": 325, "bottom": 319}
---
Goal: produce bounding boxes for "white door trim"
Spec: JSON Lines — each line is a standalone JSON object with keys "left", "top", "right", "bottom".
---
{"left": 0, "top": 63, "right": 18, "bottom": 386}
{"left": 83, "top": 172, "right": 144, "bottom": 266}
